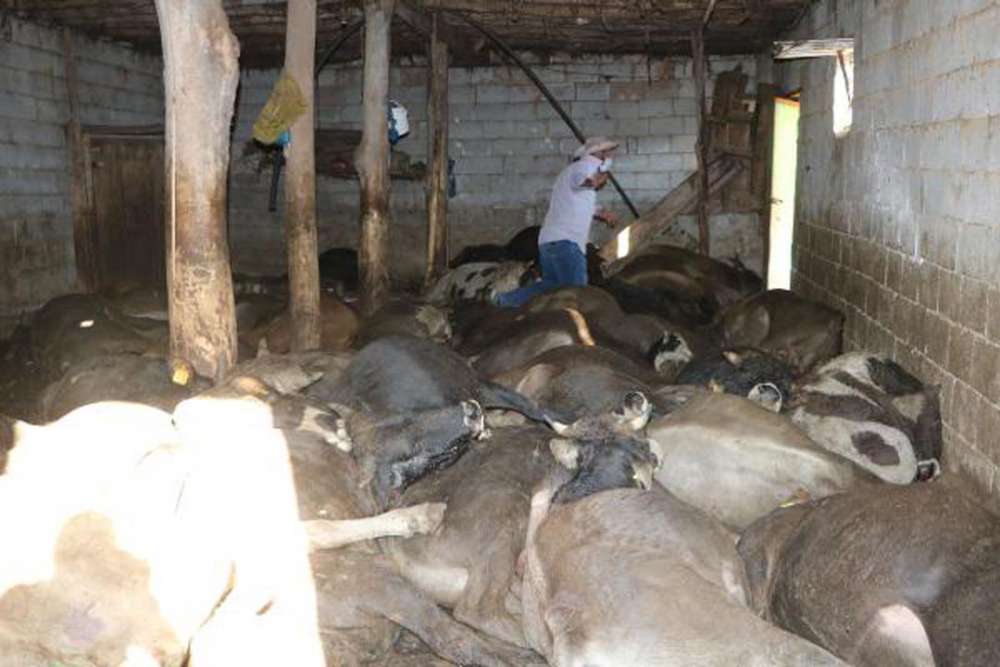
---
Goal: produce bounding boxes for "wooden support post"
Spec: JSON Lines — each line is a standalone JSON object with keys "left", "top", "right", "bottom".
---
{"left": 154, "top": 0, "right": 239, "bottom": 382}
{"left": 424, "top": 11, "right": 449, "bottom": 287}
{"left": 691, "top": 28, "right": 710, "bottom": 255}
{"left": 62, "top": 29, "right": 96, "bottom": 292}
{"left": 284, "top": 0, "right": 321, "bottom": 350}
{"left": 752, "top": 83, "right": 777, "bottom": 284}
{"left": 357, "top": 0, "right": 395, "bottom": 315}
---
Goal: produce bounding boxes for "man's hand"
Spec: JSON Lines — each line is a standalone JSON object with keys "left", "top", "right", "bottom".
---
{"left": 595, "top": 207, "right": 618, "bottom": 228}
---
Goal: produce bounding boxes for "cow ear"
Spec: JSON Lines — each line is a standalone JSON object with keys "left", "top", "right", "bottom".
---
{"left": 723, "top": 350, "right": 745, "bottom": 367}
{"left": 461, "top": 400, "right": 485, "bottom": 428}
{"left": 549, "top": 438, "right": 580, "bottom": 469}
{"left": 617, "top": 391, "right": 652, "bottom": 430}
{"left": 747, "top": 383, "right": 783, "bottom": 412}
{"left": 647, "top": 437, "right": 666, "bottom": 470}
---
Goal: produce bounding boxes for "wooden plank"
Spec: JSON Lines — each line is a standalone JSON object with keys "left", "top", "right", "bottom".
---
{"left": 599, "top": 155, "right": 744, "bottom": 270}
{"left": 284, "top": 0, "right": 322, "bottom": 351}
{"left": 357, "top": 0, "right": 395, "bottom": 315}
{"left": 752, "top": 83, "right": 777, "bottom": 281}
{"left": 62, "top": 29, "right": 97, "bottom": 292}
{"left": 424, "top": 11, "right": 450, "bottom": 287}
{"left": 773, "top": 38, "right": 854, "bottom": 59}
{"left": 691, "top": 27, "right": 709, "bottom": 254}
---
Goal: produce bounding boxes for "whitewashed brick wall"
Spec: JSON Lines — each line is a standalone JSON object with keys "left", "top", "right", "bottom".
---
{"left": 0, "top": 17, "right": 163, "bottom": 334}
{"left": 229, "top": 53, "right": 761, "bottom": 281}
{"left": 780, "top": 0, "right": 1000, "bottom": 502}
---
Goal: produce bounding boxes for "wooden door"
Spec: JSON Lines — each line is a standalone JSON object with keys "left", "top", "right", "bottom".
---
{"left": 88, "top": 136, "right": 166, "bottom": 292}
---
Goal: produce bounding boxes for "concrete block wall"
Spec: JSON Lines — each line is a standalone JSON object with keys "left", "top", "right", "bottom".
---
{"left": 229, "top": 52, "right": 762, "bottom": 282}
{"left": 779, "top": 0, "right": 1000, "bottom": 498}
{"left": 0, "top": 17, "right": 163, "bottom": 334}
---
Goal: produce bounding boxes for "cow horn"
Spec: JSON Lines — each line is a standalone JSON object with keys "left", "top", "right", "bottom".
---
{"left": 544, "top": 415, "right": 572, "bottom": 435}
{"left": 647, "top": 437, "right": 666, "bottom": 470}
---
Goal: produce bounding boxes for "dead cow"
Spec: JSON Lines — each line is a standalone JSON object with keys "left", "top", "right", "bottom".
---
{"left": 717, "top": 289, "right": 844, "bottom": 375}
{"left": 519, "top": 393, "right": 848, "bottom": 667}
{"left": 648, "top": 392, "right": 876, "bottom": 530}
{"left": 0, "top": 402, "right": 326, "bottom": 666}
{"left": 738, "top": 476, "right": 1000, "bottom": 667}
{"left": 787, "top": 352, "right": 942, "bottom": 484}
{"left": 426, "top": 261, "right": 532, "bottom": 305}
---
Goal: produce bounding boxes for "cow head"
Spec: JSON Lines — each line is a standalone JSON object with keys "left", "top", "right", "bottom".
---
{"left": 650, "top": 331, "right": 694, "bottom": 379}
{"left": 545, "top": 392, "right": 664, "bottom": 505}
{"left": 355, "top": 400, "right": 488, "bottom": 508}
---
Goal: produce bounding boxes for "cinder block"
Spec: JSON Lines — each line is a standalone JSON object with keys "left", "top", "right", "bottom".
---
{"left": 476, "top": 85, "right": 511, "bottom": 104}
{"left": 634, "top": 136, "right": 673, "bottom": 154}
{"left": 638, "top": 100, "right": 674, "bottom": 118}
{"left": 0, "top": 95, "right": 37, "bottom": 121}
{"left": 575, "top": 83, "right": 611, "bottom": 101}
{"left": 450, "top": 120, "right": 484, "bottom": 139}
{"left": 649, "top": 117, "right": 686, "bottom": 135}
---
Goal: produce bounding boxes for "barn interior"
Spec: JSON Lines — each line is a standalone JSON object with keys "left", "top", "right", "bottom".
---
{"left": 1, "top": 0, "right": 999, "bottom": 665}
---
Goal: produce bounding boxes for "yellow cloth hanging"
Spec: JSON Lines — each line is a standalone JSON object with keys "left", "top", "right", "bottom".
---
{"left": 252, "top": 71, "right": 308, "bottom": 145}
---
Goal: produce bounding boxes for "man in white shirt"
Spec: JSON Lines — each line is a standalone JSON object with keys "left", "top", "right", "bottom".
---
{"left": 493, "top": 136, "right": 618, "bottom": 307}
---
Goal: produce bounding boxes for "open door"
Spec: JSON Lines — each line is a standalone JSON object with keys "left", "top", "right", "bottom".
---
{"left": 767, "top": 97, "right": 799, "bottom": 289}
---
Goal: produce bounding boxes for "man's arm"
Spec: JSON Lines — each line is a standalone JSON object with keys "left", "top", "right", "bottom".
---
{"left": 581, "top": 171, "right": 610, "bottom": 189}
{"left": 593, "top": 206, "right": 617, "bottom": 228}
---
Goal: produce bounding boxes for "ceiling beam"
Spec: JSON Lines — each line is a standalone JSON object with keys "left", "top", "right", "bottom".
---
{"left": 773, "top": 38, "right": 855, "bottom": 59}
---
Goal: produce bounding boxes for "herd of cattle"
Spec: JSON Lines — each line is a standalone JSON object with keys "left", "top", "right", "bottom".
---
{"left": 0, "top": 230, "right": 996, "bottom": 667}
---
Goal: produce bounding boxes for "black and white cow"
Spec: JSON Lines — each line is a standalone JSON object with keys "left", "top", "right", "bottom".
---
{"left": 787, "top": 352, "right": 942, "bottom": 484}
{"left": 426, "top": 261, "right": 533, "bottom": 305}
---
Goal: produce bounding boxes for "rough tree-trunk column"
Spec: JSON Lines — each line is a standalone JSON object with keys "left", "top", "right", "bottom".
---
{"left": 692, "top": 27, "right": 710, "bottom": 255}
{"left": 357, "top": 0, "right": 395, "bottom": 315}
{"left": 284, "top": 0, "right": 321, "bottom": 350}
{"left": 424, "top": 11, "right": 450, "bottom": 287}
{"left": 154, "top": 0, "right": 239, "bottom": 382}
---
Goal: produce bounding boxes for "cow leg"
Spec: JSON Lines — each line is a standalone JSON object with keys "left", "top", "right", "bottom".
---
{"left": 333, "top": 555, "right": 544, "bottom": 667}
{"left": 304, "top": 503, "right": 446, "bottom": 550}
{"left": 453, "top": 536, "right": 527, "bottom": 647}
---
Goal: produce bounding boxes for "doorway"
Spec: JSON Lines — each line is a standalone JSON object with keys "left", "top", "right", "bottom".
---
{"left": 80, "top": 129, "right": 166, "bottom": 293}
{"left": 767, "top": 96, "right": 799, "bottom": 289}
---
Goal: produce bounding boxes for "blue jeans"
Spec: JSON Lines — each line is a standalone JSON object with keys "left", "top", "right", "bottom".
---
{"left": 494, "top": 240, "right": 587, "bottom": 308}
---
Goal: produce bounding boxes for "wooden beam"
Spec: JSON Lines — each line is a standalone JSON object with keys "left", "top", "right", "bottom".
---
{"left": 691, "top": 27, "right": 710, "bottom": 254}
{"left": 773, "top": 38, "right": 854, "bottom": 59}
{"left": 155, "top": 0, "right": 239, "bottom": 382}
{"left": 394, "top": 0, "right": 431, "bottom": 36}
{"left": 702, "top": 0, "right": 719, "bottom": 26}
{"left": 424, "top": 11, "right": 449, "bottom": 287}
{"left": 357, "top": 0, "right": 394, "bottom": 315}
{"left": 599, "top": 155, "right": 744, "bottom": 270}
{"left": 62, "top": 29, "right": 97, "bottom": 292}
{"left": 284, "top": 0, "right": 322, "bottom": 351}
{"left": 752, "top": 83, "right": 777, "bottom": 282}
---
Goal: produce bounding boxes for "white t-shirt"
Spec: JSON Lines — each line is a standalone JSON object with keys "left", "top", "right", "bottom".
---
{"left": 538, "top": 155, "right": 601, "bottom": 252}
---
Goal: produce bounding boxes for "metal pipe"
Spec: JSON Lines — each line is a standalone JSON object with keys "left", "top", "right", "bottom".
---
{"left": 315, "top": 18, "right": 365, "bottom": 78}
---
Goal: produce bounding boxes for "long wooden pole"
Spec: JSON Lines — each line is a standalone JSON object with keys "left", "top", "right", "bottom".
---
{"left": 62, "top": 29, "right": 96, "bottom": 292}
{"left": 357, "top": 0, "right": 395, "bottom": 315}
{"left": 154, "top": 0, "right": 239, "bottom": 382}
{"left": 691, "top": 27, "right": 710, "bottom": 255}
{"left": 424, "top": 11, "right": 449, "bottom": 287}
{"left": 284, "top": 0, "right": 321, "bottom": 350}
